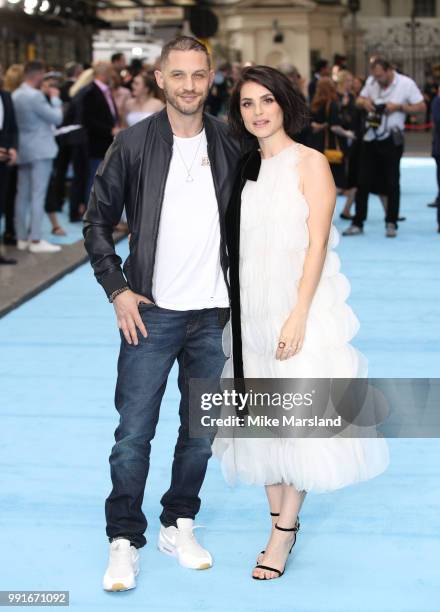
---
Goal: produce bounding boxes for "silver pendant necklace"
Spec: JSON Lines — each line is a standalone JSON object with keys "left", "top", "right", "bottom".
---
{"left": 173, "top": 130, "right": 204, "bottom": 183}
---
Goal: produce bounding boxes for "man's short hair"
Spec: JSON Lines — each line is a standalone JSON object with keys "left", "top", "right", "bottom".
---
{"left": 370, "top": 57, "right": 392, "bottom": 71}
{"left": 111, "top": 53, "right": 124, "bottom": 64}
{"left": 160, "top": 36, "right": 211, "bottom": 69}
{"left": 24, "top": 61, "right": 45, "bottom": 77}
{"left": 315, "top": 59, "right": 329, "bottom": 73}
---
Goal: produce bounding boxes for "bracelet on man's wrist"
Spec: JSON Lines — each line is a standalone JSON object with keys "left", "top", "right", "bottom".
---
{"left": 109, "top": 286, "right": 129, "bottom": 303}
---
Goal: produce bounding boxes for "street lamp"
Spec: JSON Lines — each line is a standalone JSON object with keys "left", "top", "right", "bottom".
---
{"left": 406, "top": 6, "right": 421, "bottom": 79}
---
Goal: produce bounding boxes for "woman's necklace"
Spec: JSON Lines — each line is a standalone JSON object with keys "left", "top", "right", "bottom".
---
{"left": 173, "top": 129, "right": 204, "bottom": 183}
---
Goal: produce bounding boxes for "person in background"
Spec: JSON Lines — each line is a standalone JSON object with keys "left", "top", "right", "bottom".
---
{"left": 277, "top": 63, "right": 309, "bottom": 145}
{"left": 111, "top": 53, "right": 127, "bottom": 78}
{"left": 60, "top": 62, "right": 83, "bottom": 104}
{"left": 12, "top": 61, "right": 63, "bottom": 253}
{"left": 68, "top": 67, "right": 94, "bottom": 100}
{"left": 111, "top": 68, "right": 131, "bottom": 122}
{"left": 430, "top": 85, "right": 440, "bottom": 231}
{"left": 123, "top": 72, "right": 164, "bottom": 127}
{"left": 63, "top": 67, "right": 95, "bottom": 222}
{"left": 40, "top": 73, "right": 66, "bottom": 237}
{"left": 423, "top": 73, "right": 438, "bottom": 131}
{"left": 335, "top": 70, "right": 359, "bottom": 219}
{"left": 352, "top": 75, "right": 365, "bottom": 98}
{"left": 343, "top": 57, "right": 425, "bottom": 238}
{"left": 206, "top": 62, "right": 234, "bottom": 119}
{"left": 46, "top": 62, "right": 85, "bottom": 225}
{"left": 82, "top": 62, "right": 119, "bottom": 200}
{"left": 2, "top": 64, "right": 23, "bottom": 246}
{"left": 308, "top": 59, "right": 330, "bottom": 103}
{"left": 0, "top": 65, "right": 18, "bottom": 264}
{"left": 309, "top": 77, "right": 355, "bottom": 191}
{"left": 278, "top": 63, "right": 306, "bottom": 97}
{"left": 124, "top": 58, "right": 143, "bottom": 90}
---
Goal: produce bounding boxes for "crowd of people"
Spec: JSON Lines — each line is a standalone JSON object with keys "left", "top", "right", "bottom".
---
{"left": 0, "top": 53, "right": 165, "bottom": 264}
{"left": 0, "top": 50, "right": 438, "bottom": 266}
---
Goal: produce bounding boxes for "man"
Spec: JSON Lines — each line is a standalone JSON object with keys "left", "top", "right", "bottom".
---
{"left": 12, "top": 61, "right": 62, "bottom": 253}
{"left": 83, "top": 36, "right": 240, "bottom": 591}
{"left": 82, "top": 62, "right": 118, "bottom": 199}
{"left": 111, "top": 52, "right": 126, "bottom": 75}
{"left": 343, "top": 57, "right": 425, "bottom": 238}
{"left": 0, "top": 65, "right": 18, "bottom": 264}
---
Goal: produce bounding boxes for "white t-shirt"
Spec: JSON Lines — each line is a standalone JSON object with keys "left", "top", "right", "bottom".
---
{"left": 152, "top": 129, "right": 229, "bottom": 311}
{"left": 360, "top": 71, "right": 424, "bottom": 141}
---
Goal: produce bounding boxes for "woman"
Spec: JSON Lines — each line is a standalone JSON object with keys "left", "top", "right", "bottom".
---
{"left": 111, "top": 68, "right": 131, "bottom": 122}
{"left": 335, "top": 70, "right": 360, "bottom": 219}
{"left": 213, "top": 66, "right": 389, "bottom": 581}
{"left": 40, "top": 74, "right": 66, "bottom": 237}
{"left": 122, "top": 72, "right": 164, "bottom": 127}
{"left": 353, "top": 75, "right": 365, "bottom": 98}
{"left": 309, "top": 77, "right": 355, "bottom": 191}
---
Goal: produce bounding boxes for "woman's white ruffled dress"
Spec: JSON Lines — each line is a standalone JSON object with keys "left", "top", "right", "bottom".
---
{"left": 213, "top": 143, "right": 389, "bottom": 492}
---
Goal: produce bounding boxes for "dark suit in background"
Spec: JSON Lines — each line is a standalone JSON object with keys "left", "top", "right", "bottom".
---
{"left": 47, "top": 79, "right": 89, "bottom": 221}
{"left": 431, "top": 94, "right": 440, "bottom": 228}
{"left": 0, "top": 89, "right": 18, "bottom": 229}
{"left": 82, "top": 81, "right": 117, "bottom": 199}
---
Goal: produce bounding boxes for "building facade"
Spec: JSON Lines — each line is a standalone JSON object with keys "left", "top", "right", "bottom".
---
{"left": 343, "top": 0, "right": 440, "bottom": 84}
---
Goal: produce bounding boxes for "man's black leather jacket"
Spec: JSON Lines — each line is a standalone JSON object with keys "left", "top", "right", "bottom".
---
{"left": 83, "top": 108, "right": 241, "bottom": 301}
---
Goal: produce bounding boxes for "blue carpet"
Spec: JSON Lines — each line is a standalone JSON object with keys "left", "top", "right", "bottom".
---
{"left": 0, "top": 158, "right": 439, "bottom": 611}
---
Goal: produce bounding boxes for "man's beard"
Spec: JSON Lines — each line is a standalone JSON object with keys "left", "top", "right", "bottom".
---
{"left": 162, "top": 85, "right": 208, "bottom": 115}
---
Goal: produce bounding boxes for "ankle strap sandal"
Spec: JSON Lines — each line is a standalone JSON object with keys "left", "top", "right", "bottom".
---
{"left": 253, "top": 522, "right": 300, "bottom": 580}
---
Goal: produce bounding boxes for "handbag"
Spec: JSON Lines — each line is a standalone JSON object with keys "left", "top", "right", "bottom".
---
{"left": 323, "top": 102, "right": 344, "bottom": 165}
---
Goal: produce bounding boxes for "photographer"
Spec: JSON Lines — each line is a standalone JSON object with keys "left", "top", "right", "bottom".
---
{"left": 343, "top": 58, "right": 425, "bottom": 238}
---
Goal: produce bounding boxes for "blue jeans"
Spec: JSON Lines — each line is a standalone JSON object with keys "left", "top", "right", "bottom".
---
{"left": 105, "top": 305, "right": 228, "bottom": 548}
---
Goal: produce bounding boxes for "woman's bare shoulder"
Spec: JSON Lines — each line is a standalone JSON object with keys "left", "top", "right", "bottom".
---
{"left": 295, "top": 144, "right": 330, "bottom": 190}
{"left": 296, "top": 143, "right": 328, "bottom": 169}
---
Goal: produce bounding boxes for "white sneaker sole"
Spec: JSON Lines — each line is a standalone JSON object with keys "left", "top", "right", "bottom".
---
{"left": 157, "top": 533, "right": 212, "bottom": 570}
{"left": 103, "top": 563, "right": 139, "bottom": 591}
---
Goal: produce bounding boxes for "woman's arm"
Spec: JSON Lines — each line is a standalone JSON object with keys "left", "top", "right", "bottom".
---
{"left": 276, "top": 150, "right": 336, "bottom": 360}
{"left": 297, "top": 151, "right": 336, "bottom": 312}
{"left": 329, "top": 101, "right": 355, "bottom": 139}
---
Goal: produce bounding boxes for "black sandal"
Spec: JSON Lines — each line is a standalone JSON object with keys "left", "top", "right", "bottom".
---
{"left": 253, "top": 522, "right": 300, "bottom": 580}
{"left": 257, "top": 513, "right": 300, "bottom": 559}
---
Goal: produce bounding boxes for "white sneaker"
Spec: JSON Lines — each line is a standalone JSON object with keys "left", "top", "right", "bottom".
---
{"left": 102, "top": 538, "right": 140, "bottom": 592}
{"left": 17, "top": 240, "right": 29, "bottom": 251}
{"left": 28, "top": 240, "right": 61, "bottom": 253}
{"left": 158, "top": 518, "right": 213, "bottom": 570}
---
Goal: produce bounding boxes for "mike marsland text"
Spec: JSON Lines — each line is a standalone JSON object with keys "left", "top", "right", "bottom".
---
{"left": 200, "top": 414, "right": 343, "bottom": 428}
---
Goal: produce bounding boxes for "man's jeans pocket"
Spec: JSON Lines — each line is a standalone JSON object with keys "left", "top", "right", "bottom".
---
{"left": 138, "top": 302, "right": 155, "bottom": 311}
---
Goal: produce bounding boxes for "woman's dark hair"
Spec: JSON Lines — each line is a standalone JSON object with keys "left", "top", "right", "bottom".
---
{"left": 136, "top": 72, "right": 158, "bottom": 96}
{"left": 228, "top": 65, "right": 308, "bottom": 146}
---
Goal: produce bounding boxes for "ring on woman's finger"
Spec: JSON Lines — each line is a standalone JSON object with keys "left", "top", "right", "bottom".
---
{"left": 278, "top": 341, "right": 286, "bottom": 349}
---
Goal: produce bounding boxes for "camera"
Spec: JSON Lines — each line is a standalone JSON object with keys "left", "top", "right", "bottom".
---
{"left": 365, "top": 103, "right": 386, "bottom": 130}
